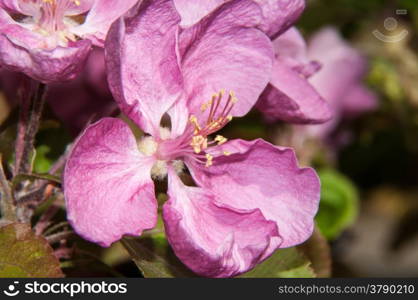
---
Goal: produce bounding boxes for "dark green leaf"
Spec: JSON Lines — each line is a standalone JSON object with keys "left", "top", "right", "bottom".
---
{"left": 240, "top": 247, "right": 316, "bottom": 278}
{"left": 121, "top": 234, "right": 196, "bottom": 278}
{"left": 0, "top": 223, "right": 63, "bottom": 277}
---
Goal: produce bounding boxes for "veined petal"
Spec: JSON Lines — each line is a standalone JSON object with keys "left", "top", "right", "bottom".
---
{"left": 64, "top": 0, "right": 95, "bottom": 16}
{"left": 256, "top": 60, "right": 332, "bottom": 124}
{"left": 64, "top": 118, "right": 158, "bottom": 247}
{"left": 105, "top": 0, "right": 183, "bottom": 136}
{"left": 0, "top": 0, "right": 21, "bottom": 13}
{"left": 0, "top": 28, "right": 91, "bottom": 83}
{"left": 273, "top": 27, "right": 320, "bottom": 77}
{"left": 71, "top": 0, "right": 138, "bottom": 46}
{"left": 173, "top": 0, "right": 305, "bottom": 39}
{"left": 254, "top": 0, "right": 305, "bottom": 39}
{"left": 163, "top": 168, "right": 280, "bottom": 278}
{"left": 189, "top": 139, "right": 320, "bottom": 250}
{"left": 178, "top": 0, "right": 274, "bottom": 120}
{"left": 173, "top": 0, "right": 224, "bottom": 27}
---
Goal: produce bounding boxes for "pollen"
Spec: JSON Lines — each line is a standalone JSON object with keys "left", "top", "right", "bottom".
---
{"left": 138, "top": 136, "right": 158, "bottom": 156}
{"left": 151, "top": 160, "right": 168, "bottom": 180}
{"left": 191, "top": 135, "right": 207, "bottom": 154}
{"left": 205, "top": 154, "right": 213, "bottom": 167}
{"left": 189, "top": 89, "right": 238, "bottom": 167}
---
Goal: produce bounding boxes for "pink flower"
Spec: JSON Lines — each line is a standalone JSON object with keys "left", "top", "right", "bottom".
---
{"left": 256, "top": 27, "right": 332, "bottom": 124}
{"left": 173, "top": 0, "right": 305, "bottom": 39}
{"left": 64, "top": 0, "right": 320, "bottom": 277}
{"left": 149, "top": 1, "right": 331, "bottom": 124}
{"left": 0, "top": 0, "right": 137, "bottom": 83}
{"left": 294, "top": 27, "right": 378, "bottom": 141}
{"left": 0, "top": 47, "right": 114, "bottom": 134}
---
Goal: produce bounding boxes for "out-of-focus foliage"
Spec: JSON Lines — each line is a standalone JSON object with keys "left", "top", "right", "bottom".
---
{"left": 315, "top": 169, "right": 359, "bottom": 240}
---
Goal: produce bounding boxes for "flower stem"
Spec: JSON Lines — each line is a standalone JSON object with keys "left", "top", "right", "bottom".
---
{"left": 0, "top": 155, "right": 17, "bottom": 221}
{"left": 14, "top": 80, "right": 47, "bottom": 176}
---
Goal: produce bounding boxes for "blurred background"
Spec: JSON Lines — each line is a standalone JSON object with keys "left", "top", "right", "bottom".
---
{"left": 1, "top": 0, "right": 418, "bottom": 277}
{"left": 296, "top": 0, "right": 418, "bottom": 277}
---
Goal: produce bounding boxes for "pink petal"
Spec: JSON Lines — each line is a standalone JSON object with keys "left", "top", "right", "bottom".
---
{"left": 273, "top": 27, "right": 320, "bottom": 77}
{"left": 64, "top": 118, "right": 158, "bottom": 247}
{"left": 163, "top": 168, "right": 281, "bottom": 278}
{"left": 64, "top": 0, "right": 95, "bottom": 16}
{"left": 308, "top": 27, "right": 367, "bottom": 108}
{"left": 189, "top": 139, "right": 320, "bottom": 250}
{"left": 254, "top": 0, "right": 305, "bottom": 39}
{"left": 0, "top": 27, "right": 92, "bottom": 83}
{"left": 0, "top": 6, "right": 16, "bottom": 25}
{"left": 71, "top": 0, "right": 138, "bottom": 46}
{"left": 105, "top": 0, "right": 183, "bottom": 136}
{"left": 173, "top": 0, "right": 224, "bottom": 27}
{"left": 256, "top": 60, "right": 332, "bottom": 124}
{"left": 0, "top": 0, "right": 20, "bottom": 13}
{"left": 178, "top": 0, "right": 274, "bottom": 120}
{"left": 47, "top": 47, "right": 114, "bottom": 135}
{"left": 173, "top": 0, "right": 305, "bottom": 39}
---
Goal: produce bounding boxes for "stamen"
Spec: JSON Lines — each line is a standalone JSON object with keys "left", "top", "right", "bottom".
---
{"left": 189, "top": 89, "right": 238, "bottom": 167}
{"left": 189, "top": 115, "right": 201, "bottom": 134}
{"left": 191, "top": 135, "right": 207, "bottom": 154}
{"left": 214, "top": 135, "right": 227, "bottom": 145}
{"left": 223, "top": 151, "right": 231, "bottom": 156}
{"left": 205, "top": 154, "right": 213, "bottom": 167}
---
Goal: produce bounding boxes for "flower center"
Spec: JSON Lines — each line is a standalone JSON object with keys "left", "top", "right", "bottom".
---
{"left": 15, "top": 0, "right": 84, "bottom": 47}
{"left": 188, "top": 89, "right": 237, "bottom": 167}
{"left": 36, "top": 0, "right": 80, "bottom": 31}
{"left": 137, "top": 130, "right": 184, "bottom": 180}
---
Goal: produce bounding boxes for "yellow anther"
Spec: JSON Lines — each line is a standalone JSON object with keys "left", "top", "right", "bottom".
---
{"left": 226, "top": 115, "right": 233, "bottom": 122}
{"left": 223, "top": 151, "right": 231, "bottom": 156}
{"left": 189, "top": 115, "right": 201, "bottom": 133}
{"left": 191, "top": 135, "right": 207, "bottom": 154}
{"left": 219, "top": 89, "right": 225, "bottom": 97}
{"left": 214, "top": 135, "right": 227, "bottom": 145}
{"left": 205, "top": 154, "right": 213, "bottom": 167}
{"left": 208, "top": 120, "right": 221, "bottom": 130}
{"left": 201, "top": 99, "right": 213, "bottom": 112}
{"left": 74, "top": 0, "right": 81, "bottom": 5}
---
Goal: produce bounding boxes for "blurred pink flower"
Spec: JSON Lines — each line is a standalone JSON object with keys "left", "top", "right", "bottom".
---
{"left": 0, "top": 0, "right": 137, "bottom": 83}
{"left": 256, "top": 27, "right": 332, "bottom": 124}
{"left": 64, "top": 0, "right": 320, "bottom": 278}
{"left": 166, "top": 1, "right": 332, "bottom": 124}
{"left": 301, "top": 27, "right": 378, "bottom": 140}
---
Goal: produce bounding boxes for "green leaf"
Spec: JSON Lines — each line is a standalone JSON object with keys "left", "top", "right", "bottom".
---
{"left": 316, "top": 169, "right": 359, "bottom": 240}
{"left": 34, "top": 145, "right": 53, "bottom": 173}
{"left": 0, "top": 223, "right": 63, "bottom": 277}
{"left": 12, "top": 173, "right": 61, "bottom": 187}
{"left": 240, "top": 247, "right": 316, "bottom": 278}
{"left": 121, "top": 235, "right": 196, "bottom": 278}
